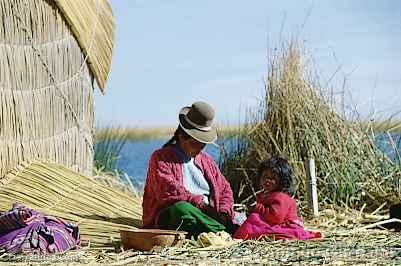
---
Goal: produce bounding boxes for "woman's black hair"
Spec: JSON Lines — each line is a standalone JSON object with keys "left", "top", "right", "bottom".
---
{"left": 257, "top": 155, "right": 296, "bottom": 195}
{"left": 162, "top": 126, "right": 191, "bottom": 148}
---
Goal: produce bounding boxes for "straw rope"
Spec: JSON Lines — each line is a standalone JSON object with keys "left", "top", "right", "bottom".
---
{"left": 0, "top": 0, "right": 95, "bottom": 177}
{"left": 0, "top": 160, "right": 142, "bottom": 247}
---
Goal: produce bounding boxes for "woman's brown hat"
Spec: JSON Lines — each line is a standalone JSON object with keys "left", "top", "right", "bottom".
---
{"left": 178, "top": 101, "right": 217, "bottom": 144}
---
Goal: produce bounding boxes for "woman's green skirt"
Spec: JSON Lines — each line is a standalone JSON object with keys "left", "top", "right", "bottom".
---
{"left": 158, "top": 201, "right": 227, "bottom": 237}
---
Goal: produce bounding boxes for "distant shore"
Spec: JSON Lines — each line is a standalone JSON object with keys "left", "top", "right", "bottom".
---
{"left": 95, "top": 124, "right": 243, "bottom": 140}
{"left": 95, "top": 120, "right": 401, "bottom": 141}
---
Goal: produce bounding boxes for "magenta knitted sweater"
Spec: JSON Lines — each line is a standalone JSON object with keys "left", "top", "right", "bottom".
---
{"left": 142, "top": 145, "right": 234, "bottom": 228}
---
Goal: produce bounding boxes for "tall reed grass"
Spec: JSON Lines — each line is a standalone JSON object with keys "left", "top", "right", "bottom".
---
{"left": 221, "top": 40, "right": 401, "bottom": 211}
{"left": 94, "top": 126, "right": 129, "bottom": 173}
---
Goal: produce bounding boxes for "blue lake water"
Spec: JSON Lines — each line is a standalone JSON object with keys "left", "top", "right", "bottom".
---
{"left": 116, "top": 138, "right": 226, "bottom": 186}
{"left": 375, "top": 132, "right": 401, "bottom": 162}
{"left": 114, "top": 134, "right": 401, "bottom": 187}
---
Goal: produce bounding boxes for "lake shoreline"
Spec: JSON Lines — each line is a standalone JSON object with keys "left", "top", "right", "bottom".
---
{"left": 95, "top": 122, "right": 401, "bottom": 141}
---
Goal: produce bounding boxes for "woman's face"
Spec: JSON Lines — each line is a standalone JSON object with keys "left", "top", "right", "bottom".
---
{"left": 178, "top": 135, "right": 206, "bottom": 158}
{"left": 259, "top": 169, "right": 280, "bottom": 193}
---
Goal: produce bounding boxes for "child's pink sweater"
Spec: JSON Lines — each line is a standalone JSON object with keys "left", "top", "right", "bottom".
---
{"left": 254, "top": 191, "right": 303, "bottom": 226}
{"left": 234, "top": 191, "right": 321, "bottom": 240}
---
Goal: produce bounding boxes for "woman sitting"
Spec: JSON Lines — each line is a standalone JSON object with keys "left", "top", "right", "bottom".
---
{"left": 142, "top": 101, "right": 237, "bottom": 237}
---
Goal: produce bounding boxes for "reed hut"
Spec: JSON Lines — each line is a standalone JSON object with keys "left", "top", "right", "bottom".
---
{"left": 0, "top": 0, "right": 114, "bottom": 177}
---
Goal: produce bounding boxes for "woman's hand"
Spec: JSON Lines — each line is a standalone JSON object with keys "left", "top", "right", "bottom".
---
{"left": 203, "top": 205, "right": 219, "bottom": 220}
{"left": 216, "top": 212, "right": 230, "bottom": 225}
{"left": 203, "top": 205, "right": 230, "bottom": 224}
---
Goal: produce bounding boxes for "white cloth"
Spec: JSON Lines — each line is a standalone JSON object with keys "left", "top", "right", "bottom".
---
{"left": 173, "top": 145, "right": 211, "bottom": 204}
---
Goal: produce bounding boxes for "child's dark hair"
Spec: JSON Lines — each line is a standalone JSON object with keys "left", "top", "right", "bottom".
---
{"left": 257, "top": 155, "right": 296, "bottom": 195}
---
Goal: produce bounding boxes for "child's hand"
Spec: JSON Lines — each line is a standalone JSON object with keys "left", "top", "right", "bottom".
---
{"left": 254, "top": 203, "right": 266, "bottom": 215}
{"left": 256, "top": 191, "right": 268, "bottom": 203}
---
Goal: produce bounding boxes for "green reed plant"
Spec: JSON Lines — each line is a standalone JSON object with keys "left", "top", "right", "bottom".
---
{"left": 221, "top": 40, "right": 401, "bottom": 210}
{"left": 94, "top": 126, "right": 129, "bottom": 174}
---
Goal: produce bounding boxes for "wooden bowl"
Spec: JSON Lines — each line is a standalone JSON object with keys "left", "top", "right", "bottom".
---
{"left": 120, "top": 229, "right": 187, "bottom": 251}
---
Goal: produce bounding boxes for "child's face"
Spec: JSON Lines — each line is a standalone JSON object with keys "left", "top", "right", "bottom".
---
{"left": 259, "top": 169, "right": 280, "bottom": 193}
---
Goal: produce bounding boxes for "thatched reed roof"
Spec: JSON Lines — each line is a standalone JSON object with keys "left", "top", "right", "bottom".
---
{"left": 54, "top": 0, "right": 115, "bottom": 93}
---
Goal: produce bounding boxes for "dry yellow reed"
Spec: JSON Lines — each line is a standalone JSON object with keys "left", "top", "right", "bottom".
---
{"left": 4, "top": 227, "right": 400, "bottom": 265}
{"left": 221, "top": 40, "right": 401, "bottom": 210}
{"left": 54, "top": 0, "right": 114, "bottom": 92}
{"left": 0, "top": 0, "right": 97, "bottom": 177}
{"left": 0, "top": 161, "right": 142, "bottom": 247}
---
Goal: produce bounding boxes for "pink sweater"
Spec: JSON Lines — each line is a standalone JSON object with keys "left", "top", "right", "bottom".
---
{"left": 234, "top": 191, "right": 322, "bottom": 240}
{"left": 254, "top": 191, "right": 302, "bottom": 226}
{"left": 142, "top": 145, "right": 234, "bottom": 228}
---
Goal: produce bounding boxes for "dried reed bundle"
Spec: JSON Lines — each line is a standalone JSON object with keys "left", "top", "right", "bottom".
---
{"left": 93, "top": 169, "right": 142, "bottom": 198}
{"left": 54, "top": 0, "right": 114, "bottom": 92}
{"left": 0, "top": 0, "right": 98, "bottom": 177}
{"left": 222, "top": 40, "right": 401, "bottom": 210}
{"left": 0, "top": 161, "right": 142, "bottom": 247}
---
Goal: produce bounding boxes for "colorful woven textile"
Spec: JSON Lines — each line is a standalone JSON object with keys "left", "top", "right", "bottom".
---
{"left": 0, "top": 204, "right": 80, "bottom": 254}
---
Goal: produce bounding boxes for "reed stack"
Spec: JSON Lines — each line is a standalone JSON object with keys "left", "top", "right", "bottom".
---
{"left": 0, "top": 161, "right": 142, "bottom": 248}
{"left": 221, "top": 40, "right": 401, "bottom": 211}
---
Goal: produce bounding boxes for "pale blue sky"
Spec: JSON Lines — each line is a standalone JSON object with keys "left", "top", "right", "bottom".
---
{"left": 95, "top": 0, "right": 401, "bottom": 127}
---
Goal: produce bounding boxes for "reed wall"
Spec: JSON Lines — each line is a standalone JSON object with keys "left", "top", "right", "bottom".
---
{"left": 0, "top": 0, "right": 94, "bottom": 177}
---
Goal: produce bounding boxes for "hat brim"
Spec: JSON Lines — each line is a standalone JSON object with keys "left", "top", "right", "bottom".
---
{"left": 179, "top": 107, "right": 217, "bottom": 144}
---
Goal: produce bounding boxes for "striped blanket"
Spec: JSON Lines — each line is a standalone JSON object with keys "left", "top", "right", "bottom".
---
{"left": 0, "top": 204, "right": 80, "bottom": 254}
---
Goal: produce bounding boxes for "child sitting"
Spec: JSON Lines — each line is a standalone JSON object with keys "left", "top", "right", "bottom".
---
{"left": 233, "top": 155, "right": 321, "bottom": 240}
